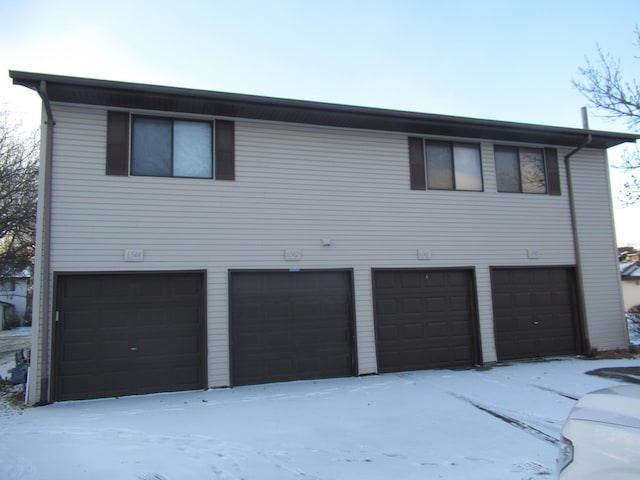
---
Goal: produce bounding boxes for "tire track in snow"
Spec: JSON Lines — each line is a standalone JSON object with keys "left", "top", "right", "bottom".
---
{"left": 529, "top": 384, "right": 579, "bottom": 400}
{"left": 449, "top": 393, "right": 560, "bottom": 447}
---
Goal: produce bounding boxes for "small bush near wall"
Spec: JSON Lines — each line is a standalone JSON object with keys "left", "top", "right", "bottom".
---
{"left": 627, "top": 312, "right": 640, "bottom": 345}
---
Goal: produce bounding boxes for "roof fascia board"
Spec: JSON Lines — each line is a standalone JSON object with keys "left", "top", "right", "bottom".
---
{"left": 10, "top": 70, "right": 639, "bottom": 149}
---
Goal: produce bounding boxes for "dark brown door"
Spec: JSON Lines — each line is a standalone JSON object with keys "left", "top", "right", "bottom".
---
{"left": 230, "top": 270, "right": 354, "bottom": 386}
{"left": 492, "top": 267, "right": 580, "bottom": 360}
{"left": 55, "top": 272, "right": 205, "bottom": 401}
{"left": 373, "top": 269, "right": 478, "bottom": 373}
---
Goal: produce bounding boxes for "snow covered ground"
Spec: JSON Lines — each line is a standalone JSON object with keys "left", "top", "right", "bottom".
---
{"left": 1, "top": 357, "right": 638, "bottom": 480}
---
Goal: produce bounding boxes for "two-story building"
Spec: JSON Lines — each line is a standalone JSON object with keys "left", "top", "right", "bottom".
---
{"left": 11, "top": 71, "right": 638, "bottom": 404}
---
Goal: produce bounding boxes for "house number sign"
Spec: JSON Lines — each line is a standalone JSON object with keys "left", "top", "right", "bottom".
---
{"left": 124, "top": 249, "right": 144, "bottom": 262}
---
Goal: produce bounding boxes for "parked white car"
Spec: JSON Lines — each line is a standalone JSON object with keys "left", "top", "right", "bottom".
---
{"left": 557, "top": 384, "right": 640, "bottom": 479}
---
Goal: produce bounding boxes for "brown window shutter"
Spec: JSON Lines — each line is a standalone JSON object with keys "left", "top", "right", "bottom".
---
{"left": 544, "top": 147, "right": 561, "bottom": 195}
{"left": 215, "top": 120, "right": 235, "bottom": 181}
{"left": 408, "top": 137, "right": 426, "bottom": 190}
{"left": 106, "top": 111, "right": 130, "bottom": 176}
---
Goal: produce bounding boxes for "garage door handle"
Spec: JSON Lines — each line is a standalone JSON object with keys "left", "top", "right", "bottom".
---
{"left": 533, "top": 322, "right": 539, "bottom": 325}
{"left": 130, "top": 347, "right": 138, "bottom": 351}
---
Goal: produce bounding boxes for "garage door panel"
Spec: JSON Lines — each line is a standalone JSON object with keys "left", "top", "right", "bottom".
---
{"left": 378, "top": 325, "right": 399, "bottom": 341}
{"left": 492, "top": 268, "right": 579, "bottom": 360}
{"left": 430, "top": 346, "right": 454, "bottom": 363}
{"left": 63, "top": 310, "right": 98, "bottom": 330}
{"left": 55, "top": 272, "right": 205, "bottom": 401}
{"left": 448, "top": 297, "right": 468, "bottom": 310}
{"left": 375, "top": 299, "right": 398, "bottom": 315}
{"left": 374, "top": 269, "right": 477, "bottom": 373}
{"left": 297, "top": 329, "right": 342, "bottom": 346}
{"left": 266, "top": 331, "right": 295, "bottom": 347}
{"left": 425, "top": 271, "right": 446, "bottom": 286}
{"left": 138, "top": 338, "right": 172, "bottom": 356}
{"left": 512, "top": 271, "right": 532, "bottom": 284}
{"left": 172, "top": 275, "right": 201, "bottom": 294}
{"left": 534, "top": 291, "right": 551, "bottom": 305}
{"left": 380, "top": 350, "right": 401, "bottom": 365}
{"left": 426, "top": 297, "right": 446, "bottom": 312}
{"left": 451, "top": 320, "right": 472, "bottom": 336}
{"left": 62, "top": 342, "right": 93, "bottom": 362}
{"left": 292, "top": 301, "right": 321, "bottom": 317}
{"left": 402, "top": 322, "right": 424, "bottom": 338}
{"left": 401, "top": 272, "right": 423, "bottom": 288}
{"left": 230, "top": 271, "right": 354, "bottom": 386}
{"left": 63, "top": 278, "right": 95, "bottom": 298}
{"left": 374, "top": 272, "right": 396, "bottom": 289}
{"left": 426, "top": 321, "right": 448, "bottom": 338}
{"left": 101, "top": 339, "right": 129, "bottom": 358}
{"left": 101, "top": 309, "right": 130, "bottom": 328}
{"left": 397, "top": 298, "right": 420, "bottom": 314}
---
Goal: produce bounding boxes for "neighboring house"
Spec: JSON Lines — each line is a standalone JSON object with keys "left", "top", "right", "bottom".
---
{"left": 10, "top": 71, "right": 639, "bottom": 405}
{"left": 618, "top": 247, "right": 639, "bottom": 263}
{"left": 620, "top": 261, "right": 640, "bottom": 311}
{"left": 0, "top": 272, "right": 30, "bottom": 328}
{"left": 0, "top": 300, "right": 14, "bottom": 330}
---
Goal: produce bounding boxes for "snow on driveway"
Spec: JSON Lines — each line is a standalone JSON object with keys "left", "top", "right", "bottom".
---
{"left": 0, "top": 357, "right": 638, "bottom": 480}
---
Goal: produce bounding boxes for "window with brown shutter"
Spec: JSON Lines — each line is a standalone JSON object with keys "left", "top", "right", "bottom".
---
{"left": 106, "top": 111, "right": 130, "bottom": 176}
{"left": 494, "top": 145, "right": 560, "bottom": 195}
{"left": 106, "top": 111, "right": 235, "bottom": 181}
{"left": 408, "top": 137, "right": 426, "bottom": 190}
{"left": 215, "top": 120, "right": 235, "bottom": 181}
{"left": 544, "top": 148, "right": 561, "bottom": 196}
{"left": 408, "top": 137, "right": 483, "bottom": 191}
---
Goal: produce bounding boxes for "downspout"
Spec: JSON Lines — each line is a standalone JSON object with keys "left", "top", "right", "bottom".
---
{"left": 564, "top": 131, "right": 592, "bottom": 355}
{"left": 37, "top": 80, "right": 55, "bottom": 403}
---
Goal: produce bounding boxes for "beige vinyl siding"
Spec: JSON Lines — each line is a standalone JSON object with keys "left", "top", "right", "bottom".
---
{"left": 43, "top": 103, "right": 619, "bottom": 393}
{"left": 570, "top": 148, "right": 628, "bottom": 349}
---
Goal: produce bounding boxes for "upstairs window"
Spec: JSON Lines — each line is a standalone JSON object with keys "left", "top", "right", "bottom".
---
{"left": 0, "top": 279, "right": 16, "bottom": 291}
{"left": 131, "top": 117, "right": 213, "bottom": 178}
{"left": 411, "top": 139, "right": 559, "bottom": 195}
{"left": 494, "top": 146, "right": 547, "bottom": 194}
{"left": 425, "top": 141, "right": 483, "bottom": 191}
{"left": 106, "top": 111, "right": 235, "bottom": 180}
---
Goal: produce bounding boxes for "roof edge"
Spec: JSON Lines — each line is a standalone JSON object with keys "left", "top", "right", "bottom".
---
{"left": 10, "top": 70, "right": 639, "bottom": 149}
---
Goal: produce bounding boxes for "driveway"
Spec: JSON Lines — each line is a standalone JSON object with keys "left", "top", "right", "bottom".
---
{"left": 0, "top": 356, "right": 638, "bottom": 480}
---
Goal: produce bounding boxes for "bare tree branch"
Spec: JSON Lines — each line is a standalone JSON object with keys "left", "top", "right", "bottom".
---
{"left": 0, "top": 109, "right": 39, "bottom": 277}
{"left": 574, "top": 28, "right": 640, "bottom": 205}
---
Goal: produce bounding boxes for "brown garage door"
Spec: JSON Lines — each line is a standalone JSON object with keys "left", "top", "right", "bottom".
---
{"left": 230, "top": 270, "right": 355, "bottom": 386}
{"left": 373, "top": 269, "right": 478, "bottom": 373}
{"left": 55, "top": 272, "right": 205, "bottom": 401}
{"left": 492, "top": 267, "right": 581, "bottom": 360}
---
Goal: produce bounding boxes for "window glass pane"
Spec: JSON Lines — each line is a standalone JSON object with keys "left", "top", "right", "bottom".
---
{"left": 131, "top": 117, "right": 172, "bottom": 176}
{"left": 520, "top": 148, "right": 546, "bottom": 193}
{"left": 426, "top": 141, "right": 453, "bottom": 189}
{"left": 453, "top": 144, "right": 482, "bottom": 191}
{"left": 494, "top": 146, "right": 520, "bottom": 192}
{"left": 173, "top": 120, "right": 213, "bottom": 178}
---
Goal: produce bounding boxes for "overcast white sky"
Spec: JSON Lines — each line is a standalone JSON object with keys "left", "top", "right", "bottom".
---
{"left": 1, "top": 0, "right": 639, "bottom": 244}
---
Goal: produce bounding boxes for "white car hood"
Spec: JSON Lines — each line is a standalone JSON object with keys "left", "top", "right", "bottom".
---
{"left": 567, "top": 385, "right": 640, "bottom": 430}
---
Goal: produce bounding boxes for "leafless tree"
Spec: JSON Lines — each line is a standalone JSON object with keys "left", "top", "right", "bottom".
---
{"left": 0, "top": 109, "right": 38, "bottom": 278}
{"left": 574, "top": 28, "right": 640, "bottom": 205}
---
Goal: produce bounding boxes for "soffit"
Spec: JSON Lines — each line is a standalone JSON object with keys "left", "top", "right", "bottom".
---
{"left": 10, "top": 71, "right": 639, "bottom": 149}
